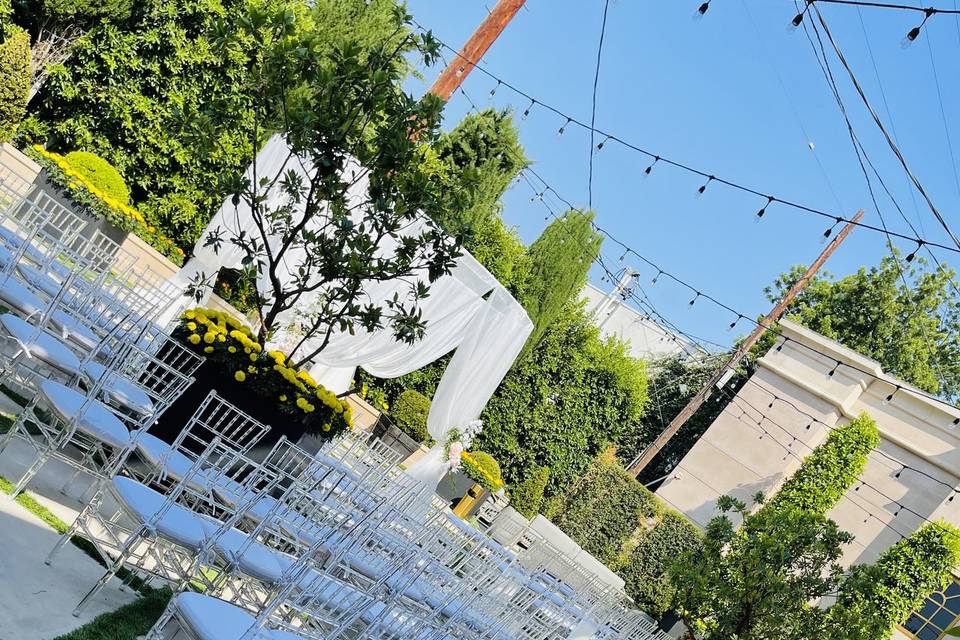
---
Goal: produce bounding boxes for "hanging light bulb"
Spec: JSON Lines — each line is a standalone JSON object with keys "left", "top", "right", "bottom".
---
{"left": 522, "top": 98, "right": 535, "bottom": 120}
{"left": 619, "top": 250, "right": 628, "bottom": 263}
{"left": 558, "top": 118, "right": 572, "bottom": 136}
{"left": 643, "top": 156, "right": 660, "bottom": 177}
{"left": 883, "top": 386, "right": 900, "bottom": 405}
{"left": 488, "top": 80, "right": 501, "bottom": 99}
{"left": 806, "top": 422, "right": 813, "bottom": 431}
{"left": 595, "top": 135, "right": 611, "bottom": 152}
{"left": 953, "top": 418, "right": 960, "bottom": 427}
{"left": 894, "top": 468, "right": 903, "bottom": 479}
{"left": 755, "top": 196, "right": 774, "bottom": 223}
{"left": 902, "top": 8, "right": 935, "bottom": 48}
{"left": 651, "top": 270, "right": 662, "bottom": 285}
{"left": 729, "top": 314, "right": 742, "bottom": 330}
{"left": 789, "top": 1, "right": 813, "bottom": 31}
{"left": 696, "top": 176, "right": 715, "bottom": 197}
{"left": 689, "top": 292, "right": 700, "bottom": 307}
{"left": 820, "top": 218, "right": 841, "bottom": 245}
{"left": 695, "top": 1, "right": 710, "bottom": 18}
{"left": 827, "top": 361, "right": 840, "bottom": 378}
{"left": 905, "top": 240, "right": 924, "bottom": 263}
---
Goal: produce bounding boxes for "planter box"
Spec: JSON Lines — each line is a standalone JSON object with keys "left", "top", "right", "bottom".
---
{"left": 371, "top": 416, "right": 422, "bottom": 459}
{"left": 150, "top": 359, "right": 313, "bottom": 450}
{"left": 31, "top": 170, "right": 129, "bottom": 247}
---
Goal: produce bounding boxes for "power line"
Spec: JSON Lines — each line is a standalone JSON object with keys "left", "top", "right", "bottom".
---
{"left": 809, "top": 4, "right": 960, "bottom": 251}
{"left": 410, "top": 19, "right": 960, "bottom": 257}
{"left": 587, "top": 0, "right": 611, "bottom": 209}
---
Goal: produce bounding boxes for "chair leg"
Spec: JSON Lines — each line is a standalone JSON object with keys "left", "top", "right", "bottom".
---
{"left": 11, "top": 448, "right": 51, "bottom": 497}
{"left": 73, "top": 565, "right": 121, "bottom": 617}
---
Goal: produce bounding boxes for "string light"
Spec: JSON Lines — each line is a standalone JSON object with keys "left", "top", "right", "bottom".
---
{"left": 488, "top": 80, "right": 500, "bottom": 99}
{"left": 689, "top": 292, "right": 701, "bottom": 307}
{"left": 820, "top": 217, "right": 842, "bottom": 243}
{"left": 595, "top": 135, "right": 611, "bottom": 152}
{"left": 827, "top": 361, "right": 840, "bottom": 378}
{"left": 521, "top": 98, "right": 535, "bottom": 120}
{"left": 903, "top": 7, "right": 936, "bottom": 47}
{"left": 905, "top": 240, "right": 924, "bottom": 263}
{"left": 651, "top": 270, "right": 663, "bottom": 285}
{"left": 883, "top": 386, "right": 900, "bottom": 405}
{"left": 413, "top": 22, "right": 960, "bottom": 256}
{"left": 755, "top": 196, "right": 774, "bottom": 222}
{"left": 729, "top": 315, "right": 743, "bottom": 330}
{"left": 696, "top": 175, "right": 714, "bottom": 196}
{"left": 558, "top": 118, "right": 572, "bottom": 136}
{"left": 644, "top": 156, "right": 659, "bottom": 176}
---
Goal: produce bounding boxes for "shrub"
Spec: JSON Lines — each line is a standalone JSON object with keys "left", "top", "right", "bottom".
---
{"left": 826, "top": 522, "right": 960, "bottom": 639}
{"left": 765, "top": 413, "right": 879, "bottom": 516}
{"left": 461, "top": 451, "right": 503, "bottom": 492}
{"left": 140, "top": 190, "right": 208, "bottom": 250}
{"left": 509, "top": 466, "right": 549, "bottom": 518}
{"left": 621, "top": 512, "right": 703, "bottom": 618}
{"left": 63, "top": 151, "right": 131, "bottom": 205}
{"left": 551, "top": 457, "right": 659, "bottom": 565}
{"left": 0, "top": 26, "right": 29, "bottom": 144}
{"left": 0, "top": 0, "right": 11, "bottom": 21}
{"left": 391, "top": 390, "right": 431, "bottom": 443}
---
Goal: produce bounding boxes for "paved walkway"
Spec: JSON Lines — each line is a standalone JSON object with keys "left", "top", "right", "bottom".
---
{"left": 0, "top": 405, "right": 135, "bottom": 640}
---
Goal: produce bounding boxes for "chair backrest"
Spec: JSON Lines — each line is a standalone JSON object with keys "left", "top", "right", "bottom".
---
{"left": 171, "top": 391, "right": 271, "bottom": 461}
{"left": 5, "top": 190, "right": 87, "bottom": 246}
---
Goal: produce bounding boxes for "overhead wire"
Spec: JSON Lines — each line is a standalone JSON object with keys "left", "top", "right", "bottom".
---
{"left": 410, "top": 19, "right": 960, "bottom": 257}
{"left": 587, "top": 0, "right": 611, "bottom": 208}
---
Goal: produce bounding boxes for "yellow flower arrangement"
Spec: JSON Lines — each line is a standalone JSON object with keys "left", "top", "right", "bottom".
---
{"left": 204, "top": 346, "right": 214, "bottom": 353}
{"left": 188, "top": 334, "right": 201, "bottom": 345}
{"left": 234, "top": 371, "right": 246, "bottom": 382}
{"left": 461, "top": 451, "right": 504, "bottom": 491}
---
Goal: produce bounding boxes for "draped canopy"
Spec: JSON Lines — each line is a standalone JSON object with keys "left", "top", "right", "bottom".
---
{"left": 166, "top": 135, "right": 531, "bottom": 487}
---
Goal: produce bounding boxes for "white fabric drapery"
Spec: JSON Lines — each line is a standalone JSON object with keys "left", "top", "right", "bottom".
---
{"left": 163, "top": 135, "right": 532, "bottom": 492}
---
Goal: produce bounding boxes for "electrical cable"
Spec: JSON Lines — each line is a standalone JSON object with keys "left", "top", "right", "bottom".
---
{"left": 587, "top": 0, "right": 611, "bottom": 208}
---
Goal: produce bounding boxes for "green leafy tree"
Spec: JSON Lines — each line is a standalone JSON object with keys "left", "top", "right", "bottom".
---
{"left": 768, "top": 254, "right": 960, "bottom": 397}
{"left": 391, "top": 389, "right": 431, "bottom": 443}
{"left": 671, "top": 494, "right": 853, "bottom": 640}
{"left": 19, "top": 0, "right": 410, "bottom": 252}
{"left": 0, "top": 25, "right": 29, "bottom": 144}
{"left": 519, "top": 209, "right": 602, "bottom": 357}
{"left": 826, "top": 523, "right": 960, "bottom": 640}
{"left": 473, "top": 301, "right": 648, "bottom": 496}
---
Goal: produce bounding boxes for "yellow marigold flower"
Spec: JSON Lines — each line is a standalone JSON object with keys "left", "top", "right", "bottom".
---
{"left": 228, "top": 346, "right": 237, "bottom": 353}
{"left": 217, "top": 334, "right": 225, "bottom": 342}
{"left": 268, "top": 351, "right": 285, "bottom": 364}
{"left": 186, "top": 322, "right": 197, "bottom": 331}
{"left": 279, "top": 395, "right": 287, "bottom": 402}
{"left": 247, "top": 365, "right": 256, "bottom": 373}
{"left": 183, "top": 310, "right": 196, "bottom": 320}
{"left": 204, "top": 346, "right": 214, "bottom": 353}
{"left": 188, "top": 334, "right": 201, "bottom": 345}
{"left": 322, "top": 423, "right": 331, "bottom": 432}
{"left": 249, "top": 353, "right": 257, "bottom": 362}
{"left": 203, "top": 332, "right": 216, "bottom": 344}
{"left": 234, "top": 371, "right": 246, "bottom": 382}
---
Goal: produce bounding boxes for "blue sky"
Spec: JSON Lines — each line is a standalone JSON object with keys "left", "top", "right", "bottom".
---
{"left": 404, "top": 0, "right": 960, "bottom": 352}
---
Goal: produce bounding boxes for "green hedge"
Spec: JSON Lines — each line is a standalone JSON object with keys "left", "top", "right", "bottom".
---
{"left": 391, "top": 389, "right": 431, "bottom": 443}
{"left": 63, "top": 151, "right": 131, "bottom": 205}
{"left": 551, "top": 456, "right": 659, "bottom": 566}
{"left": 827, "top": 522, "right": 960, "bottom": 639}
{"left": 510, "top": 466, "right": 549, "bottom": 518}
{"left": 621, "top": 512, "right": 703, "bottom": 618}
{"left": 765, "top": 413, "right": 879, "bottom": 516}
{"left": 0, "top": 26, "right": 29, "bottom": 144}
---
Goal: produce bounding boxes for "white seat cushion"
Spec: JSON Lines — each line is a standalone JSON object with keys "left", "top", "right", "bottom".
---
{"left": 40, "top": 379, "right": 130, "bottom": 448}
{"left": 0, "top": 227, "right": 45, "bottom": 263}
{"left": 135, "top": 433, "right": 208, "bottom": 491}
{"left": 175, "top": 592, "right": 295, "bottom": 640}
{"left": 1, "top": 313, "right": 82, "bottom": 376}
{"left": 48, "top": 310, "right": 99, "bottom": 352}
{"left": 0, "top": 279, "right": 45, "bottom": 317}
{"left": 111, "top": 476, "right": 209, "bottom": 550}
{"left": 212, "top": 527, "right": 299, "bottom": 585}
{"left": 84, "top": 361, "right": 154, "bottom": 415}
{"left": 16, "top": 263, "right": 61, "bottom": 298}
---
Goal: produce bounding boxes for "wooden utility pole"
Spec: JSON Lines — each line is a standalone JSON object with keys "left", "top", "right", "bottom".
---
{"left": 626, "top": 210, "right": 865, "bottom": 477}
{"left": 427, "top": 0, "right": 526, "bottom": 101}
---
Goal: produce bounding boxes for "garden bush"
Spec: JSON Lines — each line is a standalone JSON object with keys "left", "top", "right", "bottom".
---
{"left": 509, "top": 466, "right": 549, "bottom": 518}
{"left": 826, "top": 522, "right": 960, "bottom": 639}
{"left": 0, "top": 26, "right": 29, "bottom": 144}
{"left": 621, "top": 512, "right": 703, "bottom": 618}
{"left": 391, "top": 389, "right": 431, "bottom": 443}
{"left": 63, "top": 151, "right": 131, "bottom": 205}
{"left": 551, "top": 455, "right": 659, "bottom": 565}
{"left": 765, "top": 413, "right": 879, "bottom": 516}
{"left": 461, "top": 451, "right": 503, "bottom": 492}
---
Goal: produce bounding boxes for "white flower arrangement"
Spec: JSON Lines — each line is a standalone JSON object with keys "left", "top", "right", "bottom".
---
{"left": 443, "top": 419, "right": 483, "bottom": 473}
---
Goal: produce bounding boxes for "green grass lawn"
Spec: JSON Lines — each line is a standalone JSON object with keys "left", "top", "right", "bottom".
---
{"left": 0, "top": 470, "right": 169, "bottom": 639}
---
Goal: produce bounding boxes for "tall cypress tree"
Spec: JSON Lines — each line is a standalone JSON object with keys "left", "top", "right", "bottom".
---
{"left": 520, "top": 209, "right": 602, "bottom": 357}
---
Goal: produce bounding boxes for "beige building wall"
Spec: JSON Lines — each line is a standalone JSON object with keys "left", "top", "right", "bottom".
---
{"left": 656, "top": 319, "right": 960, "bottom": 569}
